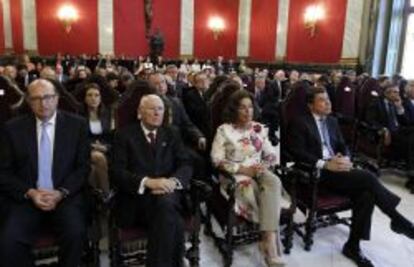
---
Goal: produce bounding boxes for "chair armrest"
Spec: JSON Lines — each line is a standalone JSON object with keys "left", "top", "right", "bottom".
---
{"left": 217, "top": 169, "right": 237, "bottom": 195}
{"left": 291, "top": 161, "right": 319, "bottom": 184}
{"left": 190, "top": 178, "right": 212, "bottom": 199}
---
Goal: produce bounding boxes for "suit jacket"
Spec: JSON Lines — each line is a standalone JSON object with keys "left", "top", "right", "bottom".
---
{"left": 365, "top": 97, "right": 408, "bottom": 132}
{"left": 164, "top": 95, "right": 204, "bottom": 145}
{"left": 110, "top": 122, "right": 193, "bottom": 225}
{"left": 288, "top": 111, "right": 349, "bottom": 166}
{"left": 81, "top": 106, "right": 113, "bottom": 145}
{"left": 0, "top": 111, "right": 90, "bottom": 203}
{"left": 183, "top": 88, "right": 212, "bottom": 142}
{"left": 403, "top": 99, "right": 414, "bottom": 125}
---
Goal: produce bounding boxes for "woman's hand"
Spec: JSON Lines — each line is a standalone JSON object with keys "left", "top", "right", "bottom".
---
{"left": 91, "top": 140, "right": 108, "bottom": 153}
{"left": 238, "top": 164, "right": 264, "bottom": 177}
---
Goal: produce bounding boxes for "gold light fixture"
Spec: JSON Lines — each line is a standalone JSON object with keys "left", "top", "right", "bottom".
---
{"left": 208, "top": 16, "right": 225, "bottom": 40}
{"left": 304, "top": 4, "right": 325, "bottom": 37}
{"left": 57, "top": 4, "right": 79, "bottom": 33}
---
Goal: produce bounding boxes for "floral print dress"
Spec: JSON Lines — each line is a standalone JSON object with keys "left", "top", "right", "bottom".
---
{"left": 211, "top": 122, "right": 277, "bottom": 223}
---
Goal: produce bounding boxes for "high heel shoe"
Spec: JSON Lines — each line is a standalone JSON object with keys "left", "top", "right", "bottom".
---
{"left": 258, "top": 240, "right": 286, "bottom": 267}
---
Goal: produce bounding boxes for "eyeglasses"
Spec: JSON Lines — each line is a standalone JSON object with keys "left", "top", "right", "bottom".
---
{"left": 27, "top": 94, "right": 57, "bottom": 103}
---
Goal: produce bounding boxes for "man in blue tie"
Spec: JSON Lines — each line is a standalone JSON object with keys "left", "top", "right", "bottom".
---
{"left": 289, "top": 86, "right": 414, "bottom": 267}
{"left": 366, "top": 83, "right": 414, "bottom": 194}
{"left": 0, "top": 79, "right": 90, "bottom": 267}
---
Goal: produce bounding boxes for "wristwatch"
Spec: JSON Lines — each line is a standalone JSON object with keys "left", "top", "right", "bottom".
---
{"left": 58, "top": 187, "right": 70, "bottom": 199}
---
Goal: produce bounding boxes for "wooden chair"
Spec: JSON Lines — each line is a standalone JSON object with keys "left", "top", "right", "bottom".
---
{"left": 204, "top": 89, "right": 296, "bottom": 267}
{"left": 282, "top": 86, "right": 353, "bottom": 251}
{"left": 108, "top": 179, "right": 209, "bottom": 267}
{"left": 32, "top": 189, "right": 101, "bottom": 267}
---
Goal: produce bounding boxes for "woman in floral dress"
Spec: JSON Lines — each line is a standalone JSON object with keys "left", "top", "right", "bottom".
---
{"left": 211, "top": 90, "right": 285, "bottom": 266}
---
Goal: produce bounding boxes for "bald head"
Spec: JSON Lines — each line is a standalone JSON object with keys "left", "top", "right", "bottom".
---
{"left": 27, "top": 79, "right": 59, "bottom": 121}
{"left": 138, "top": 94, "right": 165, "bottom": 130}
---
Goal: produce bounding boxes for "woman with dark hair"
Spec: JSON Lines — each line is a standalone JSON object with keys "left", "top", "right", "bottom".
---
{"left": 81, "top": 82, "right": 113, "bottom": 197}
{"left": 211, "top": 90, "right": 285, "bottom": 266}
{"left": 210, "top": 80, "right": 242, "bottom": 133}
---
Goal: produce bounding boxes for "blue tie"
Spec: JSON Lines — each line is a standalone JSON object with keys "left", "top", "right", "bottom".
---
{"left": 320, "top": 119, "right": 334, "bottom": 157}
{"left": 38, "top": 122, "right": 53, "bottom": 189}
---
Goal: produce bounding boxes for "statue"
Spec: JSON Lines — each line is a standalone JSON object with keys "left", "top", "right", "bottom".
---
{"left": 143, "top": 0, "right": 164, "bottom": 61}
{"left": 149, "top": 28, "right": 164, "bottom": 61}
{"left": 144, "top": 0, "right": 153, "bottom": 38}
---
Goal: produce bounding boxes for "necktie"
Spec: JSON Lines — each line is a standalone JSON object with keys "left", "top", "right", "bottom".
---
{"left": 319, "top": 119, "right": 334, "bottom": 157}
{"left": 148, "top": 132, "right": 156, "bottom": 149}
{"left": 38, "top": 122, "right": 53, "bottom": 189}
{"left": 387, "top": 102, "right": 398, "bottom": 131}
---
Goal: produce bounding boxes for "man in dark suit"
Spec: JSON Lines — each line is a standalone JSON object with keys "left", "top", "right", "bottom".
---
{"left": 0, "top": 79, "right": 90, "bottom": 267}
{"left": 366, "top": 83, "right": 414, "bottom": 193}
{"left": 111, "top": 94, "right": 192, "bottom": 267}
{"left": 183, "top": 72, "right": 212, "bottom": 143}
{"left": 402, "top": 80, "right": 414, "bottom": 192}
{"left": 289, "top": 86, "right": 414, "bottom": 267}
{"left": 148, "top": 72, "right": 207, "bottom": 180}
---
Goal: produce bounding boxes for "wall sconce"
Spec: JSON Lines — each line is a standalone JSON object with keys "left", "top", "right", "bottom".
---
{"left": 57, "top": 5, "right": 79, "bottom": 33}
{"left": 208, "top": 16, "right": 225, "bottom": 40}
{"left": 304, "top": 4, "right": 325, "bottom": 37}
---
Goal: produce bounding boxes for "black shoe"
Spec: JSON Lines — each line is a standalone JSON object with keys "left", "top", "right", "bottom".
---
{"left": 342, "top": 244, "right": 375, "bottom": 267}
{"left": 391, "top": 219, "right": 414, "bottom": 239}
{"left": 405, "top": 179, "right": 414, "bottom": 189}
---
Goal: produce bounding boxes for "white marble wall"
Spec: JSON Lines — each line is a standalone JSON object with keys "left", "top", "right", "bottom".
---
{"left": 236, "top": 0, "right": 252, "bottom": 58}
{"left": 276, "top": 0, "right": 290, "bottom": 60}
{"left": 180, "top": 0, "right": 194, "bottom": 56}
{"left": 341, "top": 0, "right": 364, "bottom": 59}
{"left": 98, "top": 0, "right": 114, "bottom": 55}
{"left": 22, "top": 0, "right": 37, "bottom": 51}
{"left": 2, "top": 0, "right": 13, "bottom": 50}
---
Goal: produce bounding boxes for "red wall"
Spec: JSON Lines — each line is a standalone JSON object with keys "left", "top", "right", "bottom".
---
{"left": 114, "top": 0, "right": 146, "bottom": 57}
{"left": 10, "top": 0, "right": 23, "bottom": 53}
{"left": 0, "top": 1, "right": 5, "bottom": 54}
{"left": 194, "top": 0, "right": 240, "bottom": 59}
{"left": 36, "top": 0, "right": 98, "bottom": 55}
{"left": 286, "top": 0, "right": 347, "bottom": 63}
{"left": 249, "top": 0, "right": 278, "bottom": 61}
{"left": 5, "top": 0, "right": 350, "bottom": 63}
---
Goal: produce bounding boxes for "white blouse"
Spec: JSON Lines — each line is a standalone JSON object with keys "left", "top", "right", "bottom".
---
{"left": 211, "top": 122, "right": 277, "bottom": 174}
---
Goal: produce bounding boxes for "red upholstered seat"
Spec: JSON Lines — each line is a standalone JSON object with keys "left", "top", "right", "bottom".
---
{"left": 117, "top": 216, "right": 196, "bottom": 242}
{"left": 34, "top": 232, "right": 57, "bottom": 249}
{"left": 315, "top": 193, "right": 351, "bottom": 211}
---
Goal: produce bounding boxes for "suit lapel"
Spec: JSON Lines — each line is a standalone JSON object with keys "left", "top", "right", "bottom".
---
{"left": 154, "top": 127, "right": 168, "bottom": 165}
{"left": 326, "top": 117, "right": 337, "bottom": 152}
{"left": 136, "top": 123, "right": 156, "bottom": 162}
{"left": 27, "top": 115, "right": 38, "bottom": 184}
{"left": 52, "top": 112, "right": 66, "bottom": 183}
{"left": 306, "top": 113, "right": 322, "bottom": 147}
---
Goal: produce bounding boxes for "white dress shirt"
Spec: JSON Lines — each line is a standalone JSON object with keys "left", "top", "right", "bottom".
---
{"left": 311, "top": 113, "right": 332, "bottom": 169}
